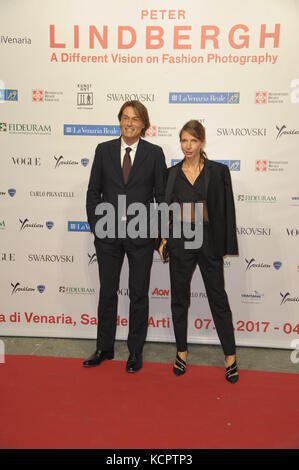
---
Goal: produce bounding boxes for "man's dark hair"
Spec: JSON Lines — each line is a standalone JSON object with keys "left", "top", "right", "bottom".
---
{"left": 118, "top": 100, "right": 150, "bottom": 137}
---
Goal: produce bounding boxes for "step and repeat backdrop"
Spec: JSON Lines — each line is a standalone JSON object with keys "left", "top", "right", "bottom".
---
{"left": 1, "top": 0, "right": 298, "bottom": 349}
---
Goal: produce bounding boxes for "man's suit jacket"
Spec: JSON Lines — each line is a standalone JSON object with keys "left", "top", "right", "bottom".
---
{"left": 86, "top": 137, "right": 167, "bottom": 244}
{"left": 166, "top": 159, "right": 238, "bottom": 257}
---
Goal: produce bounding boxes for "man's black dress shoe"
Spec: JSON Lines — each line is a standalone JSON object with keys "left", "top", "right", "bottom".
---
{"left": 83, "top": 350, "right": 114, "bottom": 367}
{"left": 126, "top": 353, "right": 142, "bottom": 373}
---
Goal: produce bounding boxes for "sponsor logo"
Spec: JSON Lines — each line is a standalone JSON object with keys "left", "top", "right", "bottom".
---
{"left": 169, "top": 92, "right": 240, "bottom": 104}
{"left": 59, "top": 286, "right": 95, "bottom": 295}
{"left": 11, "top": 282, "right": 38, "bottom": 295}
{"left": 217, "top": 128, "right": 266, "bottom": 137}
{"left": 273, "top": 261, "right": 282, "bottom": 270}
{"left": 291, "top": 196, "right": 299, "bottom": 206}
{"left": 54, "top": 155, "right": 79, "bottom": 168}
{"left": 255, "top": 91, "right": 267, "bottom": 104}
{"left": 64, "top": 124, "right": 120, "bottom": 136}
{"left": 30, "top": 191, "right": 74, "bottom": 198}
{"left": 241, "top": 290, "right": 264, "bottom": 303}
{"left": 190, "top": 291, "right": 207, "bottom": 299}
{"left": 151, "top": 287, "right": 170, "bottom": 298}
{"left": 146, "top": 125, "right": 177, "bottom": 138}
{"left": 81, "top": 158, "right": 89, "bottom": 167}
{"left": 171, "top": 159, "right": 182, "bottom": 166}
{"left": 237, "top": 227, "right": 271, "bottom": 236}
{"left": 118, "top": 288, "right": 129, "bottom": 296}
{"left": 68, "top": 221, "right": 90, "bottom": 232}
{"left": 19, "top": 218, "right": 53, "bottom": 231}
{"left": 28, "top": 254, "right": 73, "bottom": 263}
{"left": 276, "top": 125, "right": 299, "bottom": 139}
{"left": 107, "top": 93, "right": 155, "bottom": 102}
{"left": 88, "top": 253, "right": 97, "bottom": 265}
{"left": 37, "top": 285, "right": 46, "bottom": 294}
{"left": 255, "top": 91, "right": 289, "bottom": 104}
{"left": 0, "top": 220, "right": 5, "bottom": 230}
{"left": 12, "top": 157, "right": 41, "bottom": 166}
{"left": 1, "top": 189, "right": 16, "bottom": 198}
{"left": 245, "top": 258, "right": 272, "bottom": 271}
{"left": 238, "top": 194, "right": 276, "bottom": 203}
{"left": 280, "top": 292, "right": 299, "bottom": 305}
{"left": 0, "top": 89, "right": 18, "bottom": 101}
{"left": 0, "top": 35, "right": 31, "bottom": 45}
{"left": 32, "top": 89, "right": 63, "bottom": 103}
{"left": 286, "top": 228, "right": 299, "bottom": 237}
{"left": 77, "top": 83, "right": 93, "bottom": 109}
{"left": 214, "top": 159, "right": 241, "bottom": 171}
{"left": 8, "top": 188, "right": 16, "bottom": 197}
{"left": 1, "top": 253, "right": 15, "bottom": 261}
{"left": 0, "top": 122, "right": 51, "bottom": 135}
{"left": 255, "top": 159, "right": 288, "bottom": 172}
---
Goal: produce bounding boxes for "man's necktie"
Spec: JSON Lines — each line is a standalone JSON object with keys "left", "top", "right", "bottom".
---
{"left": 123, "top": 147, "right": 132, "bottom": 184}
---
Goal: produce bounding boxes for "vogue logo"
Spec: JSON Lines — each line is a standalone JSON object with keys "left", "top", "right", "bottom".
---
{"left": 286, "top": 228, "right": 299, "bottom": 237}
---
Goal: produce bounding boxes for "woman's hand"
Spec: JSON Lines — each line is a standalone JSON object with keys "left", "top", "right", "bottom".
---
{"left": 159, "top": 238, "right": 168, "bottom": 263}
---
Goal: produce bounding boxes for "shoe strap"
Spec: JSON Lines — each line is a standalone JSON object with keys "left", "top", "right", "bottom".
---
{"left": 174, "top": 359, "right": 186, "bottom": 371}
{"left": 176, "top": 353, "right": 187, "bottom": 366}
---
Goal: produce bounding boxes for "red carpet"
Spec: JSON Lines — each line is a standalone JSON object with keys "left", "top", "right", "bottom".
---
{"left": 1, "top": 355, "right": 298, "bottom": 449}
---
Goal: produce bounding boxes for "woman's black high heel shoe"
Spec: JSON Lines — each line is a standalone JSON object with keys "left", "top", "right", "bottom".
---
{"left": 225, "top": 360, "right": 239, "bottom": 384}
{"left": 173, "top": 353, "right": 187, "bottom": 376}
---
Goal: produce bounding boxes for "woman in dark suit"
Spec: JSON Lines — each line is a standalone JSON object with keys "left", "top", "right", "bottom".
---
{"left": 159, "top": 120, "right": 239, "bottom": 383}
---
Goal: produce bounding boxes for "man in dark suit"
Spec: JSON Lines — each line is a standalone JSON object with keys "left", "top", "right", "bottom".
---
{"left": 83, "top": 101, "right": 167, "bottom": 372}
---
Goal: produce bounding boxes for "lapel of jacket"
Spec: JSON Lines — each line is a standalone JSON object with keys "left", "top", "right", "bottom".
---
{"left": 109, "top": 138, "right": 123, "bottom": 183}
{"left": 204, "top": 159, "right": 212, "bottom": 197}
{"left": 126, "top": 138, "right": 148, "bottom": 184}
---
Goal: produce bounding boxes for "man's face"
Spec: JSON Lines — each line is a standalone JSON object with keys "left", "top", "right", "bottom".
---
{"left": 119, "top": 106, "right": 144, "bottom": 143}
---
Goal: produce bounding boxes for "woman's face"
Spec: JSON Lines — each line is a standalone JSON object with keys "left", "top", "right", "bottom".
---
{"left": 180, "top": 131, "right": 203, "bottom": 160}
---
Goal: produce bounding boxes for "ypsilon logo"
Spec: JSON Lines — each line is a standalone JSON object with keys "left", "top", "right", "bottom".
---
{"left": 273, "top": 261, "right": 282, "bottom": 270}
{"left": 8, "top": 188, "right": 16, "bottom": 197}
{"left": 245, "top": 258, "right": 271, "bottom": 271}
{"left": 54, "top": 155, "right": 79, "bottom": 168}
{"left": 81, "top": 158, "right": 89, "bottom": 167}
{"left": 88, "top": 253, "right": 97, "bottom": 265}
{"left": 19, "top": 218, "right": 44, "bottom": 231}
{"left": 280, "top": 292, "right": 299, "bottom": 305}
{"left": 46, "top": 221, "right": 54, "bottom": 230}
{"left": 276, "top": 125, "right": 299, "bottom": 139}
{"left": 37, "top": 285, "right": 46, "bottom": 294}
{"left": 11, "top": 282, "right": 35, "bottom": 295}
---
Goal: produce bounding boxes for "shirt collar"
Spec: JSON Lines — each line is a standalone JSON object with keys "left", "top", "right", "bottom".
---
{"left": 121, "top": 137, "right": 139, "bottom": 151}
